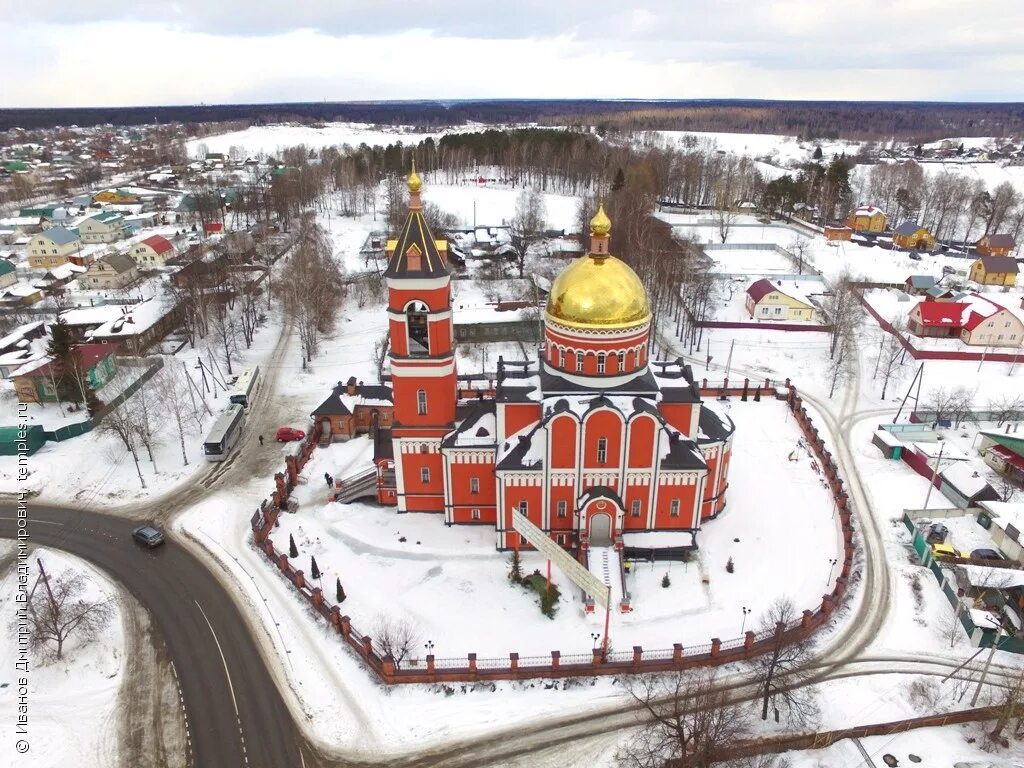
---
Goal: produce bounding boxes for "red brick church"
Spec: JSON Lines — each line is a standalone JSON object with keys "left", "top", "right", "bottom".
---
{"left": 356, "top": 169, "right": 735, "bottom": 557}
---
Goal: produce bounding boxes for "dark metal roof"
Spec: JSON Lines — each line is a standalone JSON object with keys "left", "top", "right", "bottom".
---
{"left": 697, "top": 406, "right": 736, "bottom": 443}
{"left": 661, "top": 433, "right": 708, "bottom": 470}
{"left": 977, "top": 255, "right": 1019, "bottom": 274}
{"left": 384, "top": 209, "right": 448, "bottom": 279}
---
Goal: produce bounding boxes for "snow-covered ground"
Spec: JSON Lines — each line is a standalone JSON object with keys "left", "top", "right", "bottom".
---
{"left": 187, "top": 122, "right": 470, "bottom": 158}
{"left": 0, "top": 546, "right": 125, "bottom": 768}
{"left": 421, "top": 174, "right": 580, "bottom": 232}
{"left": 266, "top": 398, "right": 841, "bottom": 659}
{"left": 638, "top": 130, "right": 864, "bottom": 168}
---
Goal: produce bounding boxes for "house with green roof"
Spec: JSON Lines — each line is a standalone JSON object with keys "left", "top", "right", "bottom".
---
{"left": 0, "top": 260, "right": 16, "bottom": 290}
{"left": 80, "top": 211, "right": 127, "bottom": 244}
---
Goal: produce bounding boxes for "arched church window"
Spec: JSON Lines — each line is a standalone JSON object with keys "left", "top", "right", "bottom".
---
{"left": 416, "top": 390, "right": 428, "bottom": 416}
{"left": 576, "top": 351, "right": 584, "bottom": 372}
{"left": 559, "top": 348, "right": 566, "bottom": 368}
{"left": 597, "top": 352, "right": 606, "bottom": 374}
{"left": 597, "top": 437, "right": 608, "bottom": 464}
{"left": 407, "top": 301, "right": 429, "bottom": 356}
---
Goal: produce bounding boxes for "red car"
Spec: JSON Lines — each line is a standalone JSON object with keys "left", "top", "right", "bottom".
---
{"left": 275, "top": 427, "right": 306, "bottom": 442}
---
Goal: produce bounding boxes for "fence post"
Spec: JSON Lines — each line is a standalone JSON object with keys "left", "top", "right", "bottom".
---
{"left": 551, "top": 651, "right": 560, "bottom": 670}
{"left": 821, "top": 595, "right": 833, "bottom": 615}
{"left": 382, "top": 655, "right": 395, "bottom": 678}
{"left": 468, "top": 653, "right": 477, "bottom": 674}
{"left": 802, "top": 609, "right": 813, "bottom": 630}
{"left": 510, "top": 652, "right": 519, "bottom": 673}
{"left": 277, "top": 554, "right": 289, "bottom": 572}
{"left": 294, "top": 570, "right": 305, "bottom": 589}
{"left": 710, "top": 638, "right": 721, "bottom": 657}
{"left": 744, "top": 631, "right": 755, "bottom": 654}
{"left": 426, "top": 654, "right": 435, "bottom": 674}
{"left": 361, "top": 635, "right": 373, "bottom": 658}
{"left": 672, "top": 643, "right": 683, "bottom": 663}
{"left": 340, "top": 615, "right": 351, "bottom": 638}
{"left": 632, "top": 646, "right": 643, "bottom": 666}
{"left": 592, "top": 648, "right": 603, "bottom": 666}
{"left": 329, "top": 606, "right": 341, "bottom": 631}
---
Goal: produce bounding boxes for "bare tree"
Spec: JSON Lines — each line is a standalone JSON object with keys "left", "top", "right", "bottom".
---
{"left": 25, "top": 564, "right": 114, "bottom": 661}
{"left": 372, "top": 331, "right": 389, "bottom": 380}
{"left": 509, "top": 187, "right": 547, "bottom": 279}
{"left": 209, "top": 305, "right": 240, "bottom": 376}
{"left": 874, "top": 319, "right": 908, "bottom": 400}
{"left": 988, "top": 395, "right": 1024, "bottom": 426}
{"left": 282, "top": 215, "right": 343, "bottom": 363}
{"left": 826, "top": 324, "right": 856, "bottom": 398}
{"left": 787, "top": 237, "right": 811, "bottom": 275}
{"left": 990, "top": 668, "right": 1024, "bottom": 745}
{"left": 98, "top": 384, "right": 146, "bottom": 488}
{"left": 821, "top": 271, "right": 862, "bottom": 360}
{"left": 372, "top": 615, "right": 422, "bottom": 669}
{"left": 153, "top": 366, "right": 200, "bottom": 467}
{"left": 750, "top": 598, "right": 818, "bottom": 727}
{"left": 618, "top": 669, "right": 750, "bottom": 768}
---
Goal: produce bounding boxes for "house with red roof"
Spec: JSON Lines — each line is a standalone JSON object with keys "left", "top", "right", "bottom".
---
{"left": 12, "top": 343, "right": 117, "bottom": 404}
{"left": 907, "top": 293, "right": 1024, "bottom": 347}
{"left": 129, "top": 234, "right": 176, "bottom": 267}
{"left": 744, "top": 278, "right": 816, "bottom": 321}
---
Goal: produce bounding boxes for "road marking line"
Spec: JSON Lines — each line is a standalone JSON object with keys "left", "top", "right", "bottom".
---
{"left": 194, "top": 599, "right": 249, "bottom": 767}
{"left": 0, "top": 517, "right": 63, "bottom": 525}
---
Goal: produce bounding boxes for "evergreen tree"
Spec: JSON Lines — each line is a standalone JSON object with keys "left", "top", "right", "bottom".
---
{"left": 661, "top": 572, "right": 671, "bottom": 588}
{"left": 914, "top": 143, "right": 923, "bottom": 157}
{"left": 310, "top": 555, "right": 321, "bottom": 580}
{"left": 540, "top": 586, "right": 558, "bottom": 618}
{"left": 46, "top": 317, "right": 85, "bottom": 406}
{"left": 957, "top": 143, "right": 965, "bottom": 156}
{"left": 336, "top": 577, "right": 346, "bottom": 603}
{"left": 812, "top": 145, "right": 823, "bottom": 160}
{"left": 288, "top": 534, "right": 298, "bottom": 559}
{"left": 508, "top": 548, "right": 523, "bottom": 583}
{"left": 612, "top": 167, "right": 626, "bottom": 192}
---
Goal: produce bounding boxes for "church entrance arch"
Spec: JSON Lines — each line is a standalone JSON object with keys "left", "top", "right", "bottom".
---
{"left": 589, "top": 513, "right": 612, "bottom": 546}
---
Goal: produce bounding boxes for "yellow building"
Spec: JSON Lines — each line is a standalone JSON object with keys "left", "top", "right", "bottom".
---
{"left": 93, "top": 189, "right": 138, "bottom": 204}
{"left": 970, "top": 255, "right": 1019, "bottom": 286}
{"left": 892, "top": 221, "right": 936, "bottom": 251}
{"left": 745, "top": 279, "right": 815, "bottom": 321}
{"left": 26, "top": 226, "right": 80, "bottom": 269}
{"left": 846, "top": 205, "right": 886, "bottom": 233}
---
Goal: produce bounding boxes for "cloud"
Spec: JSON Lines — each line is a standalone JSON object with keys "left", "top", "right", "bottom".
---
{"left": 1, "top": 1, "right": 1023, "bottom": 107}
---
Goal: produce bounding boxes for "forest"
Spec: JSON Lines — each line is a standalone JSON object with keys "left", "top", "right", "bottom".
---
{"left": 4, "top": 99, "right": 1024, "bottom": 140}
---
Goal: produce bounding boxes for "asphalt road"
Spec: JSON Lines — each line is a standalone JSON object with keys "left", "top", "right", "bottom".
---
{"left": 0, "top": 504, "right": 303, "bottom": 768}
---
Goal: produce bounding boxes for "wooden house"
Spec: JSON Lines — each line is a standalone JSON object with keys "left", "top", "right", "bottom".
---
{"left": 969, "top": 255, "right": 1019, "bottom": 287}
{"left": 892, "top": 221, "right": 936, "bottom": 251}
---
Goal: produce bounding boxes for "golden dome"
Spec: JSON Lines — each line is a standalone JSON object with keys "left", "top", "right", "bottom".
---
{"left": 590, "top": 202, "right": 611, "bottom": 237}
{"left": 407, "top": 160, "right": 422, "bottom": 194}
{"left": 545, "top": 253, "right": 651, "bottom": 330}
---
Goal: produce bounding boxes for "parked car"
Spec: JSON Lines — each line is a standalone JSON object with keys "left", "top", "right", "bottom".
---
{"left": 926, "top": 523, "right": 948, "bottom": 544}
{"left": 931, "top": 543, "right": 961, "bottom": 559}
{"left": 942, "top": 265, "right": 956, "bottom": 275}
{"left": 276, "top": 427, "right": 306, "bottom": 442}
{"left": 908, "top": 252, "right": 923, "bottom": 261}
{"left": 132, "top": 524, "right": 165, "bottom": 548}
{"left": 970, "top": 548, "right": 1004, "bottom": 561}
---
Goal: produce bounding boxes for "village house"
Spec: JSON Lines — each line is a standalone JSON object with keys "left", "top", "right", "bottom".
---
{"left": 12, "top": 343, "right": 117, "bottom": 404}
{"left": 85, "top": 252, "right": 139, "bottom": 290}
{"left": 85, "top": 297, "right": 182, "bottom": 354}
{"left": 130, "top": 234, "right": 175, "bottom": 267}
{"left": 904, "top": 275, "right": 938, "bottom": 296}
{"left": 969, "top": 255, "right": 1019, "bottom": 287}
{"left": 0, "top": 284, "right": 44, "bottom": 307}
{"left": 27, "top": 226, "right": 80, "bottom": 269}
{"left": 0, "top": 260, "right": 16, "bottom": 290}
{"left": 892, "top": 221, "right": 936, "bottom": 251}
{"left": 310, "top": 378, "right": 395, "bottom": 443}
{"left": 976, "top": 233, "right": 1017, "bottom": 258}
{"left": 907, "top": 293, "right": 1024, "bottom": 346}
{"left": 79, "top": 211, "right": 127, "bottom": 244}
{"left": 846, "top": 205, "right": 887, "bottom": 233}
{"left": 744, "top": 278, "right": 816, "bottom": 321}
{"left": 978, "top": 432, "right": 1024, "bottom": 487}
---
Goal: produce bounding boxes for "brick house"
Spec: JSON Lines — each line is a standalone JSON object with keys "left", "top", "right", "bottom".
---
{"left": 311, "top": 378, "right": 395, "bottom": 442}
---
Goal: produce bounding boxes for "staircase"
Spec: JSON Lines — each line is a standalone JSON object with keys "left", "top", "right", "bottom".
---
{"left": 333, "top": 466, "right": 378, "bottom": 503}
{"left": 587, "top": 546, "right": 629, "bottom": 612}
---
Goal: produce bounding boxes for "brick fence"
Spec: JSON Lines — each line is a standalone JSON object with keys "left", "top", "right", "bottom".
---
{"left": 249, "top": 380, "right": 856, "bottom": 684}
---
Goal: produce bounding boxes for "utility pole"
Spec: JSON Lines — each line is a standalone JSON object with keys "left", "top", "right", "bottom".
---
{"left": 978, "top": 346, "right": 988, "bottom": 373}
{"left": 923, "top": 438, "right": 945, "bottom": 511}
{"left": 971, "top": 619, "right": 1005, "bottom": 706}
{"left": 724, "top": 339, "right": 735, "bottom": 380}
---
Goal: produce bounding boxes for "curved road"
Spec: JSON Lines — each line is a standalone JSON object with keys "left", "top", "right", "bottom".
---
{"left": 0, "top": 505, "right": 308, "bottom": 768}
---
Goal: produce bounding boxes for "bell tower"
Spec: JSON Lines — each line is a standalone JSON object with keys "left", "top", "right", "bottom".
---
{"left": 386, "top": 163, "right": 457, "bottom": 512}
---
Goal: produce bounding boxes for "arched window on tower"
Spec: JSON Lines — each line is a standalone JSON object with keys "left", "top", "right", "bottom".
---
{"left": 416, "top": 389, "right": 428, "bottom": 415}
{"left": 559, "top": 348, "right": 566, "bottom": 368}
{"left": 633, "top": 348, "right": 640, "bottom": 369}
{"left": 576, "top": 351, "right": 584, "bottom": 372}
{"left": 597, "top": 352, "right": 606, "bottom": 374}
{"left": 406, "top": 301, "right": 429, "bottom": 356}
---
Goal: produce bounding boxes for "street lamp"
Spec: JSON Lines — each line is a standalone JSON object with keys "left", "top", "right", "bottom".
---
{"left": 741, "top": 606, "right": 751, "bottom": 634}
{"left": 591, "top": 632, "right": 601, "bottom": 650}
{"left": 827, "top": 558, "right": 839, "bottom": 587}
{"left": 424, "top": 640, "right": 434, "bottom": 656}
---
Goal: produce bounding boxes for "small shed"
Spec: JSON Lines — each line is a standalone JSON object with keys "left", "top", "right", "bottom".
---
{"left": 0, "top": 424, "right": 46, "bottom": 456}
{"left": 872, "top": 429, "right": 903, "bottom": 459}
{"left": 940, "top": 462, "right": 1001, "bottom": 509}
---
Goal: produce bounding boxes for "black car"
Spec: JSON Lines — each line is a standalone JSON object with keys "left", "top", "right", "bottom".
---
{"left": 132, "top": 525, "right": 165, "bottom": 548}
{"left": 970, "top": 548, "right": 1003, "bottom": 561}
{"left": 908, "top": 252, "right": 923, "bottom": 261}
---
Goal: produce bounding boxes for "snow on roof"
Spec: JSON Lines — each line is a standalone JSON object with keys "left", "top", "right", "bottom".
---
{"left": 86, "top": 297, "right": 174, "bottom": 338}
{"left": 746, "top": 278, "right": 814, "bottom": 307}
{"left": 45, "top": 262, "right": 86, "bottom": 281}
{"left": 140, "top": 234, "right": 173, "bottom": 253}
{"left": 60, "top": 304, "right": 130, "bottom": 327}
{"left": 2, "top": 283, "right": 42, "bottom": 297}
{"left": 970, "top": 609, "right": 1002, "bottom": 631}
{"left": 853, "top": 205, "right": 884, "bottom": 216}
{"left": 914, "top": 300, "right": 969, "bottom": 326}
{"left": 940, "top": 461, "right": 992, "bottom": 497}
{"left": 873, "top": 429, "right": 903, "bottom": 448}
{"left": 960, "top": 292, "right": 1004, "bottom": 330}
{"left": 979, "top": 501, "right": 1024, "bottom": 533}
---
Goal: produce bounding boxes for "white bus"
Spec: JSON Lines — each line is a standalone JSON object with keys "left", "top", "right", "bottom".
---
{"left": 203, "top": 404, "right": 245, "bottom": 461}
{"left": 229, "top": 365, "right": 261, "bottom": 408}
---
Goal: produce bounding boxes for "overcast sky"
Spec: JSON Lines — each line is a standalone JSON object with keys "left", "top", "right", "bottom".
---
{"left": 3, "top": 0, "right": 1023, "bottom": 107}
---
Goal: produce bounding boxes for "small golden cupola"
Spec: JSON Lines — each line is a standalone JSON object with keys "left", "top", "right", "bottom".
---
{"left": 544, "top": 204, "right": 651, "bottom": 330}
